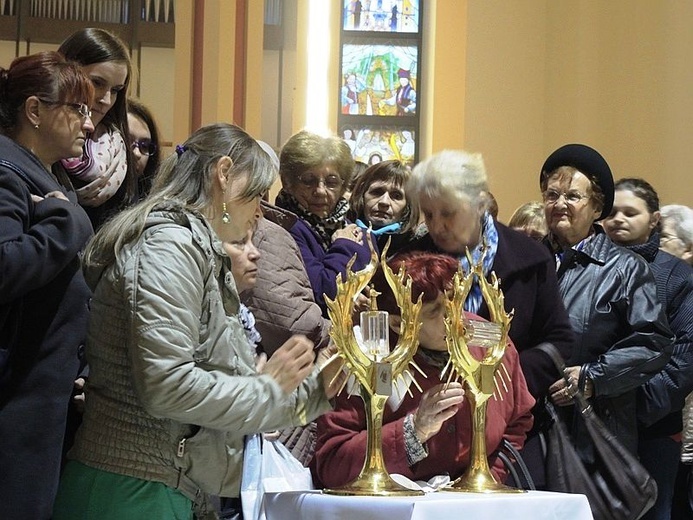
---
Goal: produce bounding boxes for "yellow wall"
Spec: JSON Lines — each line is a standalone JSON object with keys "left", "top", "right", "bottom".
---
{"left": 464, "top": 0, "right": 549, "bottom": 220}
{"left": 245, "top": 0, "right": 265, "bottom": 137}
{"left": 420, "top": 0, "right": 468, "bottom": 156}
{"left": 173, "top": 0, "right": 195, "bottom": 145}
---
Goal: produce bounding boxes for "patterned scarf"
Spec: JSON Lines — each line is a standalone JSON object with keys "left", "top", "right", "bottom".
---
{"left": 275, "top": 189, "right": 349, "bottom": 251}
{"left": 458, "top": 212, "right": 499, "bottom": 313}
{"left": 238, "top": 303, "right": 262, "bottom": 355}
{"left": 61, "top": 127, "right": 128, "bottom": 207}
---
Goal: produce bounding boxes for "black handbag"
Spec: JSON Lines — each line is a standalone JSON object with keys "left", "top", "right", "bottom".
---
{"left": 537, "top": 343, "right": 658, "bottom": 520}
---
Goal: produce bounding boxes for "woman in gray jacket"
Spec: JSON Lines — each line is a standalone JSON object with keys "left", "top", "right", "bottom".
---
{"left": 54, "top": 123, "right": 341, "bottom": 519}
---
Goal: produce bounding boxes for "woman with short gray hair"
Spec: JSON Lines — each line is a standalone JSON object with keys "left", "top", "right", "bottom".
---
{"left": 402, "top": 149, "right": 574, "bottom": 488}
{"left": 660, "top": 204, "right": 693, "bottom": 266}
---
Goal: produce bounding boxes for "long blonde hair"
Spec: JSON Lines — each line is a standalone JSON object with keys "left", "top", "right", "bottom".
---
{"left": 83, "top": 123, "right": 276, "bottom": 268}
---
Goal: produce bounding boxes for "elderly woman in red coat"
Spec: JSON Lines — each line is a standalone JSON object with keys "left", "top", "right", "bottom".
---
{"left": 311, "top": 252, "right": 535, "bottom": 488}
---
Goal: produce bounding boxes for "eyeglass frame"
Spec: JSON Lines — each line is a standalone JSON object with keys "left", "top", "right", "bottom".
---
{"left": 660, "top": 233, "right": 684, "bottom": 245}
{"left": 296, "top": 173, "right": 344, "bottom": 191}
{"left": 130, "top": 139, "right": 158, "bottom": 157}
{"left": 542, "top": 188, "right": 591, "bottom": 205}
{"left": 36, "top": 98, "right": 92, "bottom": 119}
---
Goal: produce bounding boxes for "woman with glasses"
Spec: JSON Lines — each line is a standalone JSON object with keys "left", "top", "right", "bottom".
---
{"left": 660, "top": 204, "right": 693, "bottom": 266}
{"left": 601, "top": 178, "right": 693, "bottom": 520}
{"left": 275, "top": 130, "right": 373, "bottom": 315}
{"left": 57, "top": 28, "right": 137, "bottom": 229}
{"left": 540, "top": 145, "right": 673, "bottom": 464}
{"left": 400, "top": 149, "right": 573, "bottom": 488}
{"left": 0, "top": 51, "right": 95, "bottom": 520}
{"left": 127, "top": 97, "right": 161, "bottom": 198}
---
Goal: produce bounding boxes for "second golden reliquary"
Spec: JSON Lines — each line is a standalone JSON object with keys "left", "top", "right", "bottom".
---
{"left": 441, "top": 248, "right": 524, "bottom": 494}
{"left": 323, "top": 240, "right": 426, "bottom": 496}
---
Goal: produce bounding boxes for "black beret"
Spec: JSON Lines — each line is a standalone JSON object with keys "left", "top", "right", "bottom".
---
{"left": 540, "top": 144, "right": 614, "bottom": 220}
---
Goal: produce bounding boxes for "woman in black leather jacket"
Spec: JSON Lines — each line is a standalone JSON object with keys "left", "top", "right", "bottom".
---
{"left": 539, "top": 144, "right": 673, "bottom": 459}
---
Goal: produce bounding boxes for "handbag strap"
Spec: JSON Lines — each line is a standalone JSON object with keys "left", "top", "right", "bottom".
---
{"left": 534, "top": 342, "right": 591, "bottom": 413}
{"left": 496, "top": 451, "right": 522, "bottom": 489}
{"left": 501, "top": 438, "right": 536, "bottom": 490}
{"left": 534, "top": 342, "right": 566, "bottom": 373}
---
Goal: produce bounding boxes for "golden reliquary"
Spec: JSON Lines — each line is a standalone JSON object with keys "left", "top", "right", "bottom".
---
{"left": 324, "top": 239, "right": 522, "bottom": 496}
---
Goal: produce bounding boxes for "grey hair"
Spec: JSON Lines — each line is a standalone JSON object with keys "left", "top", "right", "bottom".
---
{"left": 407, "top": 150, "right": 489, "bottom": 208}
{"left": 660, "top": 204, "right": 693, "bottom": 248}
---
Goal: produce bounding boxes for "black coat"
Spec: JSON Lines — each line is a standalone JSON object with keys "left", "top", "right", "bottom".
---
{"left": 0, "top": 135, "right": 93, "bottom": 519}
{"left": 629, "top": 234, "right": 693, "bottom": 438}
{"left": 550, "top": 228, "right": 673, "bottom": 455}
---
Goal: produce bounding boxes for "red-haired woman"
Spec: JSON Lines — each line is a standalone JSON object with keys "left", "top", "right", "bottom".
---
{"left": 311, "top": 252, "right": 535, "bottom": 488}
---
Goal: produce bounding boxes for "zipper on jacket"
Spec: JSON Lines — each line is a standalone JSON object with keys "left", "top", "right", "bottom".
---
{"left": 177, "top": 437, "right": 187, "bottom": 457}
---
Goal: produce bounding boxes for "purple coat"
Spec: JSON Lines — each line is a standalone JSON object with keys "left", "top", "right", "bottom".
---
{"left": 287, "top": 217, "right": 373, "bottom": 316}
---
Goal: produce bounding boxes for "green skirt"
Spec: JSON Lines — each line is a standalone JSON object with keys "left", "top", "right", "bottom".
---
{"left": 53, "top": 461, "right": 194, "bottom": 520}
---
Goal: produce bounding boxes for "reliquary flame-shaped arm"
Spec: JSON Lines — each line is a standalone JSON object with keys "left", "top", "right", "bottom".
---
{"left": 442, "top": 247, "right": 514, "bottom": 405}
{"left": 324, "top": 238, "right": 424, "bottom": 396}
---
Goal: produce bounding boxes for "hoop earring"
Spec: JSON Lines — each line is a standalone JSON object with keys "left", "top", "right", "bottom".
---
{"left": 221, "top": 201, "right": 231, "bottom": 224}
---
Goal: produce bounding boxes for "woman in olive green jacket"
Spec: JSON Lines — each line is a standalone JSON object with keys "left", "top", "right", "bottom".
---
{"left": 54, "top": 123, "right": 341, "bottom": 520}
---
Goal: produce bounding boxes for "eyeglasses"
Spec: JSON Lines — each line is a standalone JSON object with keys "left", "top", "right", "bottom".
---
{"left": 660, "top": 233, "right": 683, "bottom": 245}
{"left": 130, "top": 139, "right": 157, "bottom": 157}
{"left": 297, "top": 174, "right": 344, "bottom": 191}
{"left": 542, "top": 189, "right": 590, "bottom": 205}
{"left": 37, "top": 98, "right": 91, "bottom": 119}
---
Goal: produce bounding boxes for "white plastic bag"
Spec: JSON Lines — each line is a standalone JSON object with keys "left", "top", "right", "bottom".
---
{"left": 240, "top": 434, "right": 314, "bottom": 520}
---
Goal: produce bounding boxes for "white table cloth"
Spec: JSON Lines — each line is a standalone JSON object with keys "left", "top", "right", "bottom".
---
{"left": 264, "top": 489, "right": 593, "bottom": 520}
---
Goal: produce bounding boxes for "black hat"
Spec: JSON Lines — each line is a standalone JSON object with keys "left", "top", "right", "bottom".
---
{"left": 540, "top": 143, "right": 614, "bottom": 220}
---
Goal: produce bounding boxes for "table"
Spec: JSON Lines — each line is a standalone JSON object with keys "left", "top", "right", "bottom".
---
{"left": 264, "top": 489, "right": 593, "bottom": 519}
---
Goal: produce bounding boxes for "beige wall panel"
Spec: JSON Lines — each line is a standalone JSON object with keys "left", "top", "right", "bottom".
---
{"left": 201, "top": 1, "right": 236, "bottom": 126}
{"left": 544, "top": 1, "right": 691, "bottom": 207}
{"left": 423, "top": 0, "right": 467, "bottom": 156}
{"left": 0, "top": 40, "right": 16, "bottom": 66}
{"left": 245, "top": 0, "right": 265, "bottom": 137}
{"left": 261, "top": 49, "right": 281, "bottom": 148}
{"left": 173, "top": 0, "right": 194, "bottom": 142}
{"left": 138, "top": 46, "right": 175, "bottom": 154}
{"left": 464, "top": 0, "right": 548, "bottom": 221}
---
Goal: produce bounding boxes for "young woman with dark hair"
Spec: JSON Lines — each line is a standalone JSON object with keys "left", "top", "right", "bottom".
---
{"left": 58, "top": 28, "right": 138, "bottom": 228}
{"left": 603, "top": 178, "right": 693, "bottom": 520}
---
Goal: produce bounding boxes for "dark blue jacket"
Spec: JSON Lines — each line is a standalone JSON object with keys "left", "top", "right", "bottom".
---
{"left": 630, "top": 233, "right": 693, "bottom": 437}
{"left": 0, "top": 134, "right": 92, "bottom": 519}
